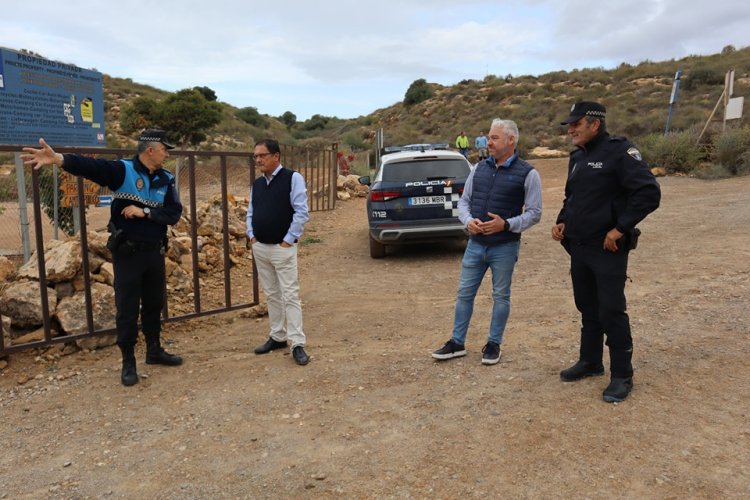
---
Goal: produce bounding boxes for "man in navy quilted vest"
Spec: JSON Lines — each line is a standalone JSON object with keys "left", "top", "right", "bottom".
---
{"left": 432, "top": 119, "right": 542, "bottom": 365}
{"left": 22, "top": 129, "right": 184, "bottom": 387}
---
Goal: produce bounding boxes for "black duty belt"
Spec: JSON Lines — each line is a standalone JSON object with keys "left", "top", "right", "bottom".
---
{"left": 568, "top": 238, "right": 603, "bottom": 247}
{"left": 124, "top": 240, "right": 163, "bottom": 251}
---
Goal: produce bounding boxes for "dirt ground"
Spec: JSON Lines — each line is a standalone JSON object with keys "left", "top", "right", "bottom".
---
{"left": 1, "top": 158, "right": 748, "bottom": 499}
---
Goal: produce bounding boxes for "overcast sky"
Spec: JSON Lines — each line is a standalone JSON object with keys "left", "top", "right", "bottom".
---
{"left": 3, "top": 0, "right": 749, "bottom": 120}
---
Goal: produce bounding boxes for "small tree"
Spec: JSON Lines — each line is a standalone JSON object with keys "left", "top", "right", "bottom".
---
{"left": 300, "top": 114, "right": 330, "bottom": 131}
{"left": 404, "top": 78, "right": 433, "bottom": 106}
{"left": 156, "top": 88, "right": 223, "bottom": 146}
{"left": 280, "top": 111, "right": 297, "bottom": 129}
{"left": 120, "top": 88, "right": 222, "bottom": 147}
{"left": 119, "top": 96, "right": 159, "bottom": 136}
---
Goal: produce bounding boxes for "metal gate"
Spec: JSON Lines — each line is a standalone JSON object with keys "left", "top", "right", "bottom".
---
{"left": 0, "top": 143, "right": 337, "bottom": 356}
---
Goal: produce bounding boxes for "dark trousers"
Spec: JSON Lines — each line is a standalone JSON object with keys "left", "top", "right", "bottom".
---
{"left": 112, "top": 246, "right": 165, "bottom": 346}
{"left": 569, "top": 244, "right": 633, "bottom": 378}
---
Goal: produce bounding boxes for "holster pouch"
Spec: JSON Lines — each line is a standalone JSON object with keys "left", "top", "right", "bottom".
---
{"left": 106, "top": 221, "right": 126, "bottom": 253}
{"left": 628, "top": 228, "right": 641, "bottom": 250}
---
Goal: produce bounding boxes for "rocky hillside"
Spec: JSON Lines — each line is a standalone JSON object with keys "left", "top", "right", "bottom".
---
{"left": 102, "top": 46, "right": 749, "bottom": 156}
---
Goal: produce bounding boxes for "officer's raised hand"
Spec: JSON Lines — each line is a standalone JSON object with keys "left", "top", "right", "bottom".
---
{"left": 21, "top": 139, "right": 64, "bottom": 170}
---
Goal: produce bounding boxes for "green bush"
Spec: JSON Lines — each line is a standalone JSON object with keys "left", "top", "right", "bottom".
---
{"left": 404, "top": 79, "right": 433, "bottom": 106}
{"left": 0, "top": 168, "right": 16, "bottom": 202}
{"left": 343, "top": 132, "right": 366, "bottom": 151}
{"left": 682, "top": 66, "right": 725, "bottom": 91}
{"left": 691, "top": 163, "right": 732, "bottom": 179}
{"left": 298, "top": 114, "right": 331, "bottom": 132}
{"left": 639, "top": 131, "right": 703, "bottom": 173}
{"left": 236, "top": 106, "right": 268, "bottom": 128}
{"left": 714, "top": 126, "right": 750, "bottom": 175}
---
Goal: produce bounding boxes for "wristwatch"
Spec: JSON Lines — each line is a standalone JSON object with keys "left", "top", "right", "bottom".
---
{"left": 503, "top": 220, "right": 510, "bottom": 232}
{"left": 143, "top": 207, "right": 151, "bottom": 218}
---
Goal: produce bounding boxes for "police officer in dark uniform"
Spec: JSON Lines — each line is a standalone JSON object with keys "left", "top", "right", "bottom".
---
{"left": 22, "top": 130, "right": 184, "bottom": 386}
{"left": 551, "top": 102, "right": 660, "bottom": 403}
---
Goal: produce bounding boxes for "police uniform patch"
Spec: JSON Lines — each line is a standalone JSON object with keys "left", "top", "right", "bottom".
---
{"left": 627, "top": 147, "right": 642, "bottom": 161}
{"left": 136, "top": 178, "right": 145, "bottom": 190}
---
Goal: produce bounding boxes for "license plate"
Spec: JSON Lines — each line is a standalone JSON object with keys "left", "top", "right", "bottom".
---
{"left": 408, "top": 195, "right": 446, "bottom": 206}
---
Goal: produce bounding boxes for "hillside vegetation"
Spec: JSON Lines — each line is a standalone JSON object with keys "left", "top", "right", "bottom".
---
{"left": 101, "top": 45, "right": 750, "bottom": 176}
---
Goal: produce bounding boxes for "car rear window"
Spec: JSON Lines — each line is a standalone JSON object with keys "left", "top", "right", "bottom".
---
{"left": 382, "top": 159, "right": 470, "bottom": 182}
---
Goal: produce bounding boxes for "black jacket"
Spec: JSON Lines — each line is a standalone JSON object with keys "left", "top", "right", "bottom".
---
{"left": 556, "top": 132, "right": 660, "bottom": 242}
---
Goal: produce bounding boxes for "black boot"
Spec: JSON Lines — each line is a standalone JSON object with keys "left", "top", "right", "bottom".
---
{"left": 560, "top": 360, "right": 605, "bottom": 382}
{"left": 145, "top": 332, "right": 183, "bottom": 366}
{"left": 603, "top": 377, "right": 633, "bottom": 402}
{"left": 118, "top": 343, "right": 138, "bottom": 386}
{"left": 605, "top": 348, "right": 634, "bottom": 402}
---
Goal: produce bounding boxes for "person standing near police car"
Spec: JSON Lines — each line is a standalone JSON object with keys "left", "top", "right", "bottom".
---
{"left": 475, "top": 131, "right": 489, "bottom": 160}
{"left": 22, "top": 129, "right": 184, "bottom": 387}
{"left": 552, "top": 102, "right": 660, "bottom": 403}
{"left": 433, "top": 119, "right": 542, "bottom": 365}
{"left": 455, "top": 131, "right": 470, "bottom": 158}
{"left": 246, "top": 139, "right": 311, "bottom": 366}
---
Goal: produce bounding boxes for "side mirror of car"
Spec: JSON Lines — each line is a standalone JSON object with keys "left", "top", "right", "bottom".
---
{"left": 358, "top": 176, "right": 371, "bottom": 186}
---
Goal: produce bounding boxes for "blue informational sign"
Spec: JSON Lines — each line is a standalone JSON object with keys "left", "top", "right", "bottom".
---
{"left": 0, "top": 47, "right": 106, "bottom": 147}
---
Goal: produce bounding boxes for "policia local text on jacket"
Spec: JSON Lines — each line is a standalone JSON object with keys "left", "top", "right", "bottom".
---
{"left": 556, "top": 127, "right": 660, "bottom": 400}
{"left": 557, "top": 132, "right": 659, "bottom": 244}
{"left": 21, "top": 132, "right": 184, "bottom": 386}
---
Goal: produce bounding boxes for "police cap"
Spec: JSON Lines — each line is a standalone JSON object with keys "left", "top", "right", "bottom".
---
{"left": 138, "top": 129, "right": 175, "bottom": 149}
{"left": 560, "top": 101, "right": 606, "bottom": 125}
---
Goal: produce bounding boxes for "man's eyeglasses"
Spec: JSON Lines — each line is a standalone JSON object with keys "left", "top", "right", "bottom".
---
{"left": 252, "top": 152, "right": 275, "bottom": 160}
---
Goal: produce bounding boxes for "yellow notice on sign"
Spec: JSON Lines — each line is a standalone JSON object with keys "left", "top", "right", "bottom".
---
{"left": 80, "top": 97, "right": 94, "bottom": 123}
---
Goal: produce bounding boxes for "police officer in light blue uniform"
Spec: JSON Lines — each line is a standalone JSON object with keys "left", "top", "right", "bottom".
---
{"left": 552, "top": 102, "right": 661, "bottom": 403}
{"left": 22, "top": 130, "right": 184, "bottom": 386}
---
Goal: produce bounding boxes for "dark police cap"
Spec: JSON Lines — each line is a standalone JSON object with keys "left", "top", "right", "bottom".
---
{"left": 138, "top": 129, "right": 175, "bottom": 149}
{"left": 560, "top": 101, "right": 606, "bottom": 125}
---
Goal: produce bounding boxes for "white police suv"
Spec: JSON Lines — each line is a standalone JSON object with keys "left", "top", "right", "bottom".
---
{"left": 359, "top": 144, "right": 471, "bottom": 258}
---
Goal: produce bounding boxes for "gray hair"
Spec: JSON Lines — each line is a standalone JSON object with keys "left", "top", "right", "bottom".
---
{"left": 137, "top": 141, "right": 162, "bottom": 154}
{"left": 584, "top": 115, "right": 607, "bottom": 133}
{"left": 490, "top": 118, "right": 519, "bottom": 142}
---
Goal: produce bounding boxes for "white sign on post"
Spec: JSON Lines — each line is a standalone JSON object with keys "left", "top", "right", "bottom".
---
{"left": 725, "top": 96, "right": 744, "bottom": 121}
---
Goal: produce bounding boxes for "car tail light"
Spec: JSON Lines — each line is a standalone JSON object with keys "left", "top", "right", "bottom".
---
{"left": 370, "top": 190, "right": 400, "bottom": 202}
{"left": 457, "top": 187, "right": 464, "bottom": 195}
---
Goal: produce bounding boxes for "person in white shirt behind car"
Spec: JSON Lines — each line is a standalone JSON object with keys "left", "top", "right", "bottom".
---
{"left": 475, "top": 131, "right": 489, "bottom": 160}
{"left": 432, "top": 119, "right": 542, "bottom": 365}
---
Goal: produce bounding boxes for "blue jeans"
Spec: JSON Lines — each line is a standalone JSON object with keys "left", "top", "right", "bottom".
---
{"left": 451, "top": 239, "right": 520, "bottom": 345}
